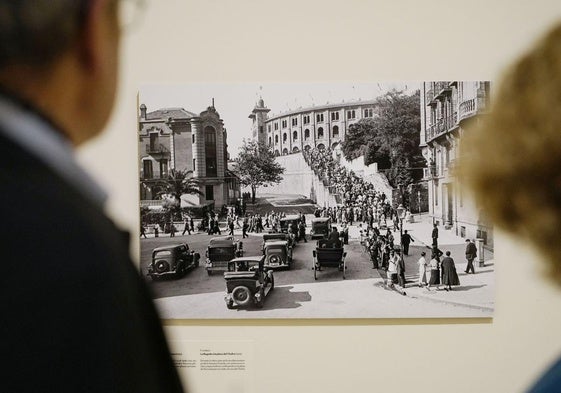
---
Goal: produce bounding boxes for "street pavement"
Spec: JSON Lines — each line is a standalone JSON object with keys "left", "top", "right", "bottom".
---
{"left": 141, "top": 211, "right": 494, "bottom": 319}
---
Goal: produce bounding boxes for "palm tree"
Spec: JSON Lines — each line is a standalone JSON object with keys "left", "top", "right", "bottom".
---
{"left": 156, "top": 169, "right": 202, "bottom": 223}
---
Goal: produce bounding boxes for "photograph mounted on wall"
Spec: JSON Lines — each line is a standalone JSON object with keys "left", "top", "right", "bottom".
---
{"left": 137, "top": 81, "right": 494, "bottom": 319}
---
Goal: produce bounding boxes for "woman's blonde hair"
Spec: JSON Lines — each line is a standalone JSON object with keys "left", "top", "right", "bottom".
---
{"left": 461, "top": 23, "right": 561, "bottom": 283}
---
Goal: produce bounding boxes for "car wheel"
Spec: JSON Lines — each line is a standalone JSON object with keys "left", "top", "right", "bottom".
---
{"left": 226, "top": 300, "right": 234, "bottom": 309}
{"left": 232, "top": 286, "right": 251, "bottom": 307}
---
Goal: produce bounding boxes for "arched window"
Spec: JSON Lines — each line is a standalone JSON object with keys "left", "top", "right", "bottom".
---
{"left": 304, "top": 129, "right": 310, "bottom": 139}
{"left": 268, "top": 137, "right": 272, "bottom": 146}
{"left": 283, "top": 133, "right": 287, "bottom": 142}
{"left": 317, "top": 143, "right": 325, "bottom": 151}
{"left": 332, "top": 125, "right": 339, "bottom": 138}
{"left": 282, "top": 148, "right": 288, "bottom": 155}
{"left": 275, "top": 150, "right": 280, "bottom": 156}
{"left": 318, "top": 127, "right": 324, "bottom": 139}
{"left": 275, "top": 135, "right": 279, "bottom": 144}
{"left": 293, "top": 131, "right": 298, "bottom": 140}
{"left": 292, "top": 146, "right": 300, "bottom": 153}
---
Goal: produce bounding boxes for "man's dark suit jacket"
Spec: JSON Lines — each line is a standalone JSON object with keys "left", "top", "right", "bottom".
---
{"left": 0, "top": 131, "right": 184, "bottom": 392}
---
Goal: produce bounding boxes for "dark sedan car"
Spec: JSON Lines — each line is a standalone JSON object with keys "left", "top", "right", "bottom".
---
{"left": 147, "top": 243, "right": 200, "bottom": 280}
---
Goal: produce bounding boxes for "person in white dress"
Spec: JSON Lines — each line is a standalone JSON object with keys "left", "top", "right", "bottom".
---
{"left": 418, "top": 251, "right": 428, "bottom": 287}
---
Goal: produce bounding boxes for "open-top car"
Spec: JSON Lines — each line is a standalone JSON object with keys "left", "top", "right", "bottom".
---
{"left": 205, "top": 235, "right": 243, "bottom": 276}
{"left": 263, "top": 240, "right": 293, "bottom": 269}
{"left": 312, "top": 239, "right": 347, "bottom": 280}
{"left": 310, "top": 217, "right": 331, "bottom": 240}
{"left": 261, "top": 232, "right": 293, "bottom": 252}
{"left": 148, "top": 243, "right": 200, "bottom": 280}
{"left": 224, "top": 256, "right": 274, "bottom": 309}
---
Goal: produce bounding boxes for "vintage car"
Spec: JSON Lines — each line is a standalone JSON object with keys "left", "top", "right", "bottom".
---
{"left": 147, "top": 243, "right": 200, "bottom": 280}
{"left": 279, "top": 214, "right": 301, "bottom": 234}
{"left": 205, "top": 235, "right": 243, "bottom": 276}
{"left": 312, "top": 239, "right": 347, "bottom": 280}
{"left": 263, "top": 240, "right": 293, "bottom": 269}
{"left": 261, "top": 232, "right": 293, "bottom": 252}
{"left": 224, "top": 256, "right": 274, "bottom": 309}
{"left": 310, "top": 217, "right": 331, "bottom": 240}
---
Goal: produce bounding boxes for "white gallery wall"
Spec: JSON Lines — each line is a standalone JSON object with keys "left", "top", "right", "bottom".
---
{"left": 78, "top": 1, "right": 561, "bottom": 391}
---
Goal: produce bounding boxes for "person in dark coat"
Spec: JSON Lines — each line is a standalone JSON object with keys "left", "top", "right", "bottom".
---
{"left": 432, "top": 223, "right": 439, "bottom": 247}
{"left": 396, "top": 250, "right": 406, "bottom": 288}
{"left": 401, "top": 230, "right": 414, "bottom": 255}
{"left": 441, "top": 251, "right": 461, "bottom": 290}
{"left": 0, "top": 2, "right": 184, "bottom": 391}
{"left": 298, "top": 221, "right": 307, "bottom": 242}
{"left": 465, "top": 238, "right": 478, "bottom": 274}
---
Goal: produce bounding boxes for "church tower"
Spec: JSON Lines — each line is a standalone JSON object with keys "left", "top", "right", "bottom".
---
{"left": 248, "top": 97, "right": 270, "bottom": 146}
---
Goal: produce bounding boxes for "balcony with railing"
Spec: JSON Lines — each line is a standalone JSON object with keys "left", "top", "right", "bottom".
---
{"left": 145, "top": 143, "right": 170, "bottom": 156}
{"left": 434, "top": 81, "right": 452, "bottom": 100}
{"left": 425, "top": 112, "right": 458, "bottom": 142}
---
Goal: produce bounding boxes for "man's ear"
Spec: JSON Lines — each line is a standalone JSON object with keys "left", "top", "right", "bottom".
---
{"left": 77, "top": 0, "right": 110, "bottom": 73}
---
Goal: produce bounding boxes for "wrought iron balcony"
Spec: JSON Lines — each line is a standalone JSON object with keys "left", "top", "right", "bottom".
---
{"left": 145, "top": 143, "right": 170, "bottom": 155}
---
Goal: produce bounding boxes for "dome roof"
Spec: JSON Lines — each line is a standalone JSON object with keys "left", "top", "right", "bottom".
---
{"left": 257, "top": 98, "right": 265, "bottom": 107}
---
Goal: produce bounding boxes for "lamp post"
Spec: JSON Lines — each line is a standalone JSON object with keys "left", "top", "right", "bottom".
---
{"left": 396, "top": 203, "right": 405, "bottom": 240}
{"left": 417, "top": 190, "right": 421, "bottom": 216}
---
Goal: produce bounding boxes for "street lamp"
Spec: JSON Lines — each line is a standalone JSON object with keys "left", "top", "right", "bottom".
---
{"left": 417, "top": 190, "right": 421, "bottom": 216}
{"left": 396, "top": 204, "right": 405, "bottom": 239}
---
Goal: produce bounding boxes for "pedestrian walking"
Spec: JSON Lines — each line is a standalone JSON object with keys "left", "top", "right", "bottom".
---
{"left": 401, "top": 230, "right": 414, "bottom": 255}
{"left": 169, "top": 222, "right": 176, "bottom": 237}
{"left": 432, "top": 224, "right": 439, "bottom": 247}
{"left": 182, "top": 216, "right": 191, "bottom": 236}
{"left": 242, "top": 220, "right": 248, "bottom": 239}
{"left": 418, "top": 251, "right": 428, "bottom": 286}
{"left": 465, "top": 239, "right": 477, "bottom": 274}
{"left": 387, "top": 250, "right": 399, "bottom": 287}
{"left": 298, "top": 221, "right": 307, "bottom": 243}
{"left": 441, "top": 251, "right": 460, "bottom": 291}
{"left": 153, "top": 224, "right": 159, "bottom": 238}
{"left": 190, "top": 216, "right": 195, "bottom": 232}
{"left": 228, "top": 220, "right": 234, "bottom": 236}
{"left": 140, "top": 223, "right": 147, "bottom": 238}
{"left": 427, "top": 253, "right": 441, "bottom": 290}
{"left": 396, "top": 250, "right": 406, "bottom": 289}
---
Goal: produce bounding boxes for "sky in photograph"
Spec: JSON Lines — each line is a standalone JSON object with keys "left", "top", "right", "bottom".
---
{"left": 139, "top": 82, "right": 420, "bottom": 158}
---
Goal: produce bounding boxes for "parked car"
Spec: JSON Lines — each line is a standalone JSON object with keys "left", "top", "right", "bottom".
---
{"left": 279, "top": 214, "right": 301, "bottom": 234}
{"left": 312, "top": 239, "right": 347, "bottom": 280}
{"left": 263, "top": 240, "right": 293, "bottom": 269}
{"left": 310, "top": 217, "right": 331, "bottom": 240}
{"left": 205, "top": 235, "right": 243, "bottom": 276}
{"left": 147, "top": 243, "right": 200, "bottom": 280}
{"left": 262, "top": 232, "right": 293, "bottom": 252}
{"left": 224, "top": 256, "right": 274, "bottom": 309}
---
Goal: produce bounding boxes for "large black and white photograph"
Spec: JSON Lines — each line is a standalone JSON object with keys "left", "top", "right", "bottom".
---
{"left": 138, "top": 82, "right": 494, "bottom": 319}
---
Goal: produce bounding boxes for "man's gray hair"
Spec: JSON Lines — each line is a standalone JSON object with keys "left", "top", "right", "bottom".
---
{"left": 0, "top": 0, "right": 85, "bottom": 68}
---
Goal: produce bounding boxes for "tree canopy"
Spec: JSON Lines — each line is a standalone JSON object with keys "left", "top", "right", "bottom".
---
{"left": 235, "top": 140, "right": 285, "bottom": 203}
{"left": 341, "top": 89, "right": 423, "bottom": 188}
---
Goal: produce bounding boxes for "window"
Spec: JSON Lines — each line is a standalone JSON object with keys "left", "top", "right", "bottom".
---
{"left": 332, "top": 125, "right": 339, "bottom": 138}
{"left": 293, "top": 131, "right": 298, "bottom": 140}
{"left": 259, "top": 126, "right": 263, "bottom": 133}
{"left": 269, "top": 137, "right": 272, "bottom": 146}
{"left": 317, "top": 127, "right": 324, "bottom": 138}
{"left": 347, "top": 110, "right": 356, "bottom": 119}
{"left": 274, "top": 123, "right": 279, "bottom": 130}
{"left": 275, "top": 135, "right": 279, "bottom": 144}
{"left": 143, "top": 160, "right": 153, "bottom": 179}
{"left": 316, "top": 113, "right": 324, "bottom": 122}
{"left": 292, "top": 118, "right": 297, "bottom": 126}
{"left": 331, "top": 112, "right": 339, "bottom": 121}
{"left": 268, "top": 125, "right": 271, "bottom": 132}
{"left": 205, "top": 126, "right": 217, "bottom": 177}
{"left": 304, "top": 129, "right": 310, "bottom": 139}
{"left": 303, "top": 115, "right": 310, "bottom": 125}
{"left": 160, "top": 159, "right": 168, "bottom": 178}
{"left": 149, "top": 133, "right": 158, "bottom": 151}
{"left": 364, "top": 108, "right": 373, "bottom": 117}
{"left": 193, "top": 158, "right": 196, "bottom": 171}
{"left": 205, "top": 185, "right": 214, "bottom": 201}
{"left": 192, "top": 134, "right": 195, "bottom": 143}
{"left": 283, "top": 133, "right": 287, "bottom": 142}
{"left": 282, "top": 120, "right": 287, "bottom": 128}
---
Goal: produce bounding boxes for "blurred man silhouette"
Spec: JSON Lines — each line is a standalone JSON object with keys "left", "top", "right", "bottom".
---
{"left": 0, "top": 1, "right": 184, "bottom": 392}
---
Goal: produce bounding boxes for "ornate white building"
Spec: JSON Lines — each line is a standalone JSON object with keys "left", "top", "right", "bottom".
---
{"left": 420, "top": 81, "right": 493, "bottom": 247}
{"left": 249, "top": 98, "right": 377, "bottom": 155}
{"left": 138, "top": 104, "right": 240, "bottom": 209}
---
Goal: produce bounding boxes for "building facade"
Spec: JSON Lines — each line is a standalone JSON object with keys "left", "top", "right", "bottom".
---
{"left": 420, "top": 81, "right": 493, "bottom": 247}
{"left": 249, "top": 98, "right": 377, "bottom": 155}
{"left": 139, "top": 104, "right": 239, "bottom": 209}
